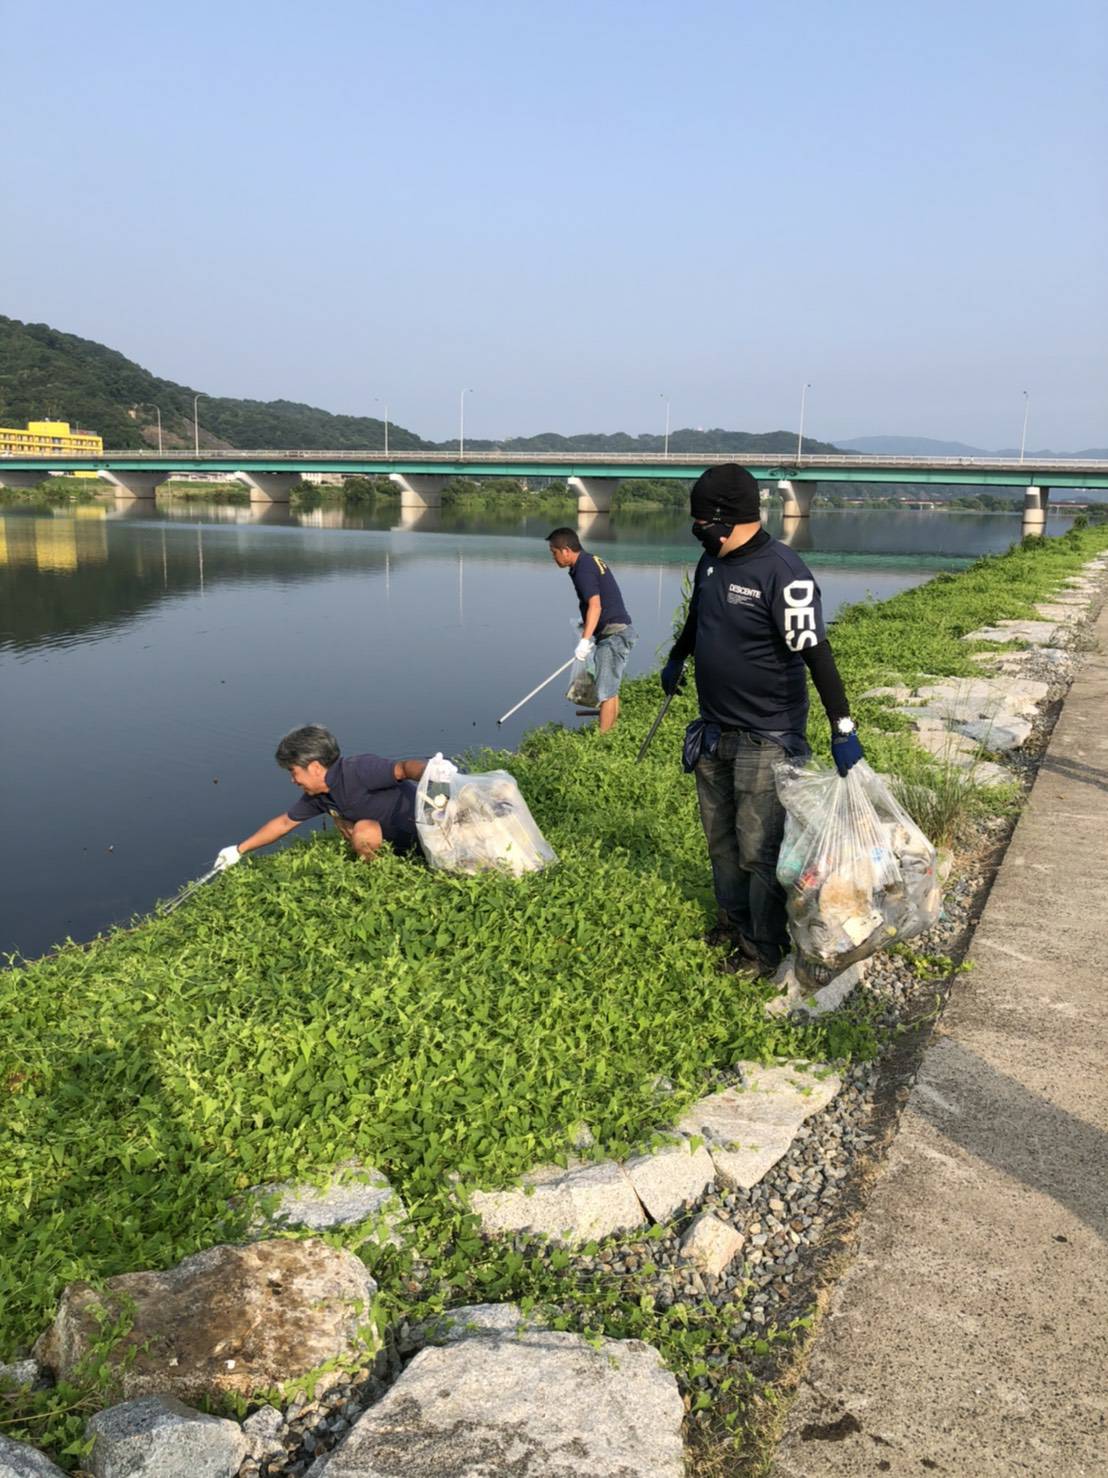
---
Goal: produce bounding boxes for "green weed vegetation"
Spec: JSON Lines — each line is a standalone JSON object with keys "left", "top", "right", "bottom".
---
{"left": 3, "top": 526, "right": 1107, "bottom": 1466}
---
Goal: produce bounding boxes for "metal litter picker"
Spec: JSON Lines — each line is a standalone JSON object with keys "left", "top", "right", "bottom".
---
{"left": 496, "top": 657, "right": 575, "bottom": 726}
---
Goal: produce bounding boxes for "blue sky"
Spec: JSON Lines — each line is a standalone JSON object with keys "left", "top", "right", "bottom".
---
{"left": 3, "top": 0, "right": 1105, "bottom": 448}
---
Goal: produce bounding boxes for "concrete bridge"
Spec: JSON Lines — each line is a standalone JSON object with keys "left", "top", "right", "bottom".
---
{"left": 2, "top": 449, "right": 1106, "bottom": 534}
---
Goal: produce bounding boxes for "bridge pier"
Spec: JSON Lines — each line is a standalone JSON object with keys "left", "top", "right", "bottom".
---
{"left": 777, "top": 480, "right": 816, "bottom": 518}
{"left": 234, "top": 471, "right": 300, "bottom": 504}
{"left": 388, "top": 474, "right": 447, "bottom": 509}
{"left": 99, "top": 470, "right": 167, "bottom": 500}
{"left": 1021, "top": 485, "right": 1050, "bottom": 537}
{"left": 569, "top": 476, "right": 619, "bottom": 514}
{"left": 0, "top": 470, "right": 49, "bottom": 490}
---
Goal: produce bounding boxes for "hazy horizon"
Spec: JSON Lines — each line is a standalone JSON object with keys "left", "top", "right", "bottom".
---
{"left": 3, "top": 0, "right": 1104, "bottom": 450}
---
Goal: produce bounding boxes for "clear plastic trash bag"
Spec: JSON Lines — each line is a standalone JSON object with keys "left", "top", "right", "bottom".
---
{"left": 565, "top": 655, "right": 599, "bottom": 708}
{"left": 415, "top": 753, "right": 557, "bottom": 877}
{"left": 774, "top": 758, "right": 940, "bottom": 971}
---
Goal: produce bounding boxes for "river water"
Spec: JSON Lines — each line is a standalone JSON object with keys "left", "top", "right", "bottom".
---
{"left": 0, "top": 500, "right": 1077, "bottom": 960}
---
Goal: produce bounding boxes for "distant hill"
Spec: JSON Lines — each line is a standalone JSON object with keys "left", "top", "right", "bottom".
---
{"left": 461, "top": 427, "right": 842, "bottom": 455}
{"left": 0, "top": 315, "right": 849, "bottom": 458}
{"left": 0, "top": 316, "right": 422, "bottom": 452}
{"left": 843, "top": 433, "right": 1106, "bottom": 460}
{"left": 839, "top": 435, "right": 988, "bottom": 456}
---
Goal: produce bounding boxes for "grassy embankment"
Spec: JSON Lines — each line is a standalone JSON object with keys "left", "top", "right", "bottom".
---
{"left": 3, "top": 526, "right": 1106, "bottom": 1468}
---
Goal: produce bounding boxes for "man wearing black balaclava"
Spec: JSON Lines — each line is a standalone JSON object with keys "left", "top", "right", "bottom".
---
{"left": 660, "top": 464, "right": 863, "bottom": 976}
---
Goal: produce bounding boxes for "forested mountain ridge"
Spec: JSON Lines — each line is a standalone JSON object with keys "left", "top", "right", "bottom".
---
{"left": 0, "top": 316, "right": 417, "bottom": 452}
{"left": 0, "top": 314, "right": 842, "bottom": 455}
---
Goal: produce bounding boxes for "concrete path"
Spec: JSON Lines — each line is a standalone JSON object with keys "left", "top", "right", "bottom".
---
{"left": 774, "top": 597, "right": 1108, "bottom": 1477}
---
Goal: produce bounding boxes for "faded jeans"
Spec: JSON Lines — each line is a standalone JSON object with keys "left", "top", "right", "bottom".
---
{"left": 695, "top": 729, "right": 810, "bottom": 964}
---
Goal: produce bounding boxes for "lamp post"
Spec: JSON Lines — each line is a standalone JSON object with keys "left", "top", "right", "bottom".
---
{"left": 459, "top": 388, "right": 474, "bottom": 459}
{"left": 1019, "top": 390, "right": 1030, "bottom": 464}
{"left": 193, "top": 394, "right": 203, "bottom": 456}
{"left": 375, "top": 398, "right": 389, "bottom": 457}
{"left": 144, "top": 404, "right": 163, "bottom": 453}
{"left": 660, "top": 393, "right": 671, "bottom": 459}
{"left": 797, "top": 382, "right": 812, "bottom": 463}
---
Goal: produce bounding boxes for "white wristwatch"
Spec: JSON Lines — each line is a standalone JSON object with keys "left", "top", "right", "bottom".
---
{"left": 835, "top": 717, "right": 856, "bottom": 736}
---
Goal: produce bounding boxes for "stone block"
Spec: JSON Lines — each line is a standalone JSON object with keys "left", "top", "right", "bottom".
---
{"left": 246, "top": 1162, "right": 405, "bottom": 1241}
{"left": 678, "top": 1063, "right": 841, "bottom": 1190}
{"left": 241, "top": 1404, "right": 285, "bottom": 1461}
{"left": 35, "top": 1240, "right": 378, "bottom": 1404}
{"left": 955, "top": 715, "right": 1034, "bottom": 751}
{"left": 965, "top": 620, "right": 1061, "bottom": 645}
{"left": 0, "top": 1434, "right": 68, "bottom": 1477}
{"left": 417, "top": 1302, "right": 543, "bottom": 1345}
{"left": 0, "top": 1361, "right": 43, "bottom": 1391}
{"left": 469, "top": 1160, "right": 647, "bottom": 1243}
{"left": 622, "top": 1140, "right": 716, "bottom": 1222}
{"left": 861, "top": 685, "right": 914, "bottom": 703}
{"left": 308, "top": 1325, "right": 684, "bottom": 1477}
{"left": 764, "top": 958, "right": 867, "bottom": 1018}
{"left": 680, "top": 1212, "right": 745, "bottom": 1276}
{"left": 86, "top": 1395, "right": 248, "bottom": 1478}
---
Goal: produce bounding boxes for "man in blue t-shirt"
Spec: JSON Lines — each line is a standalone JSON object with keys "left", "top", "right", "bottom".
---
{"left": 210, "top": 724, "right": 428, "bottom": 872}
{"left": 546, "top": 527, "right": 638, "bottom": 732}
{"left": 660, "top": 465, "right": 864, "bottom": 976}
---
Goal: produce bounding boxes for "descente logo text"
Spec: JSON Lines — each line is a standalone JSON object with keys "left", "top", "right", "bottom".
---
{"left": 782, "top": 580, "right": 818, "bottom": 650}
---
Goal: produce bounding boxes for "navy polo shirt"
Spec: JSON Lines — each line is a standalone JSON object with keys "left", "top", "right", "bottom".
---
{"left": 689, "top": 536, "right": 827, "bottom": 734}
{"left": 570, "top": 551, "right": 631, "bottom": 632}
{"left": 287, "top": 753, "right": 418, "bottom": 851}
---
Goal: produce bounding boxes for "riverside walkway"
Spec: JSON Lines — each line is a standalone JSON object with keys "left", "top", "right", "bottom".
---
{"left": 774, "top": 591, "right": 1108, "bottom": 1475}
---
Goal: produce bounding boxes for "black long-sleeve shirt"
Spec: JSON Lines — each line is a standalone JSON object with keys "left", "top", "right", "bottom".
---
{"left": 671, "top": 530, "right": 850, "bottom": 732}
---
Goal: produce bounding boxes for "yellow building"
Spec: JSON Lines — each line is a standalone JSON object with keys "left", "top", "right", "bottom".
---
{"left": 0, "top": 419, "right": 104, "bottom": 479}
{"left": 0, "top": 419, "right": 103, "bottom": 457}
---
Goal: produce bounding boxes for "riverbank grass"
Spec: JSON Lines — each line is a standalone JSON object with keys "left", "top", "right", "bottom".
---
{"left": 2, "top": 525, "right": 1106, "bottom": 1469}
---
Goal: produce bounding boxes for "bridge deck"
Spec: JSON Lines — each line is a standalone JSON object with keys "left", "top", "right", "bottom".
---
{"left": 3, "top": 450, "right": 1107, "bottom": 488}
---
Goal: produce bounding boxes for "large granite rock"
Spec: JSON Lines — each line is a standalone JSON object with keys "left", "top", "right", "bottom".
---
{"left": 0, "top": 1436, "right": 67, "bottom": 1478}
{"left": 622, "top": 1139, "right": 715, "bottom": 1222}
{"left": 307, "top": 1304, "right": 684, "bottom": 1477}
{"left": 86, "top": 1395, "right": 248, "bottom": 1478}
{"left": 35, "top": 1240, "right": 377, "bottom": 1403}
{"left": 246, "top": 1162, "right": 405, "bottom": 1241}
{"left": 678, "top": 1062, "right": 841, "bottom": 1189}
{"left": 469, "top": 1160, "right": 647, "bottom": 1243}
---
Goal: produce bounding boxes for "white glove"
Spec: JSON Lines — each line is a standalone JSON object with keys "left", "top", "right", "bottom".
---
{"left": 574, "top": 638, "right": 595, "bottom": 662}
{"left": 424, "top": 753, "right": 460, "bottom": 785}
{"left": 213, "top": 845, "right": 241, "bottom": 872}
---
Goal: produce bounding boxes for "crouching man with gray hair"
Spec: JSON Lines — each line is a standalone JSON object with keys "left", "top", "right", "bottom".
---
{"left": 212, "top": 724, "right": 431, "bottom": 872}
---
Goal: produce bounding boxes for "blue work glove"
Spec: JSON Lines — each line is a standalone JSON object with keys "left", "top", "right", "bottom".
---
{"left": 831, "top": 723, "right": 864, "bottom": 777}
{"left": 660, "top": 654, "right": 686, "bottom": 696}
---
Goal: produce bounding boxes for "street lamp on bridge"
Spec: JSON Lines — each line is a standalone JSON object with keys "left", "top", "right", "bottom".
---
{"left": 660, "top": 394, "right": 671, "bottom": 459}
{"left": 1019, "top": 390, "right": 1031, "bottom": 464}
{"left": 797, "top": 382, "right": 812, "bottom": 464}
{"left": 193, "top": 394, "right": 203, "bottom": 456}
{"left": 459, "top": 388, "right": 474, "bottom": 459}
{"left": 142, "top": 404, "right": 163, "bottom": 453}
{"left": 375, "top": 398, "right": 389, "bottom": 457}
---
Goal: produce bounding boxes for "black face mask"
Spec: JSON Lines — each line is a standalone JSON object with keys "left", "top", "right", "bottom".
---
{"left": 692, "top": 520, "right": 732, "bottom": 556}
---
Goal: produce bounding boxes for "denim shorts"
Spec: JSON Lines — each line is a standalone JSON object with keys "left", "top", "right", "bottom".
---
{"left": 593, "top": 625, "right": 638, "bottom": 702}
